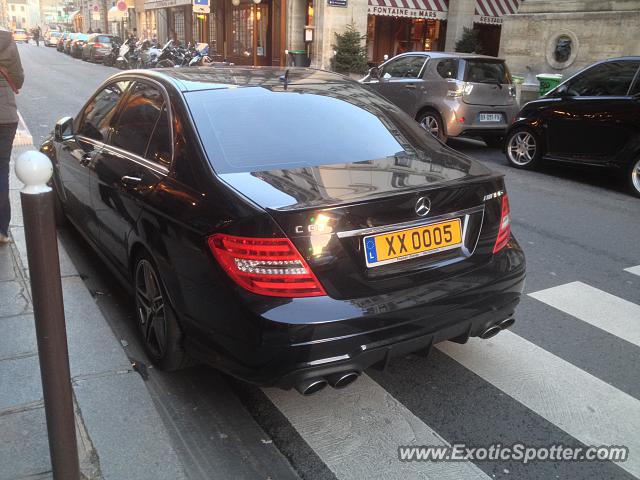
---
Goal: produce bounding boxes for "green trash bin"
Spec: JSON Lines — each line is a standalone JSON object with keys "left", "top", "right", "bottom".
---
{"left": 536, "top": 74, "right": 563, "bottom": 96}
{"left": 288, "top": 49, "right": 310, "bottom": 67}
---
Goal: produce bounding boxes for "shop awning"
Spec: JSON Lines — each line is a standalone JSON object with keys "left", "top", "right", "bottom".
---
{"left": 108, "top": 5, "right": 127, "bottom": 21}
{"left": 367, "top": 0, "right": 448, "bottom": 20}
{"left": 474, "top": 0, "right": 522, "bottom": 24}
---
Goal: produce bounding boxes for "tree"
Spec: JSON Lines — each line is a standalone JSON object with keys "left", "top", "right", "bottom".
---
{"left": 455, "top": 27, "right": 482, "bottom": 54}
{"left": 330, "top": 23, "right": 368, "bottom": 75}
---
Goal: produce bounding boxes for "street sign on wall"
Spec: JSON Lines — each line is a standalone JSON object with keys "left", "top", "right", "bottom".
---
{"left": 328, "top": 0, "right": 347, "bottom": 6}
{"left": 193, "top": 0, "right": 210, "bottom": 13}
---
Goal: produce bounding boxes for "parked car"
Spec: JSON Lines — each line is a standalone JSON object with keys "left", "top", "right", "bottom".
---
{"left": 83, "top": 34, "right": 119, "bottom": 62}
{"left": 70, "top": 33, "right": 89, "bottom": 58}
{"left": 56, "top": 32, "right": 70, "bottom": 52}
{"left": 42, "top": 68, "right": 525, "bottom": 394}
{"left": 504, "top": 57, "right": 640, "bottom": 197}
{"left": 12, "top": 29, "right": 28, "bottom": 43}
{"left": 63, "top": 32, "right": 77, "bottom": 54}
{"left": 44, "top": 30, "right": 61, "bottom": 47}
{"left": 361, "top": 52, "right": 519, "bottom": 147}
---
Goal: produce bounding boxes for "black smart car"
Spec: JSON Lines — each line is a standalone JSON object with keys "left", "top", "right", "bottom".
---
{"left": 505, "top": 57, "right": 640, "bottom": 197}
{"left": 42, "top": 68, "right": 525, "bottom": 394}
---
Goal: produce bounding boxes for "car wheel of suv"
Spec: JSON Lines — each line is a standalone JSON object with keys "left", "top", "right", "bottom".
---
{"left": 417, "top": 110, "right": 446, "bottom": 142}
{"left": 506, "top": 128, "right": 541, "bottom": 169}
{"left": 629, "top": 158, "right": 640, "bottom": 198}
{"left": 134, "top": 254, "right": 189, "bottom": 371}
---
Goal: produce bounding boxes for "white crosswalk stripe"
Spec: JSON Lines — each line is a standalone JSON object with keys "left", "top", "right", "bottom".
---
{"left": 625, "top": 265, "right": 640, "bottom": 277}
{"left": 264, "top": 374, "right": 490, "bottom": 480}
{"left": 437, "top": 330, "right": 640, "bottom": 478}
{"left": 528, "top": 281, "right": 640, "bottom": 347}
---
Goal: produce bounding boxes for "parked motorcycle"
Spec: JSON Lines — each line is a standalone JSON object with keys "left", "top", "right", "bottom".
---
{"left": 115, "top": 37, "right": 138, "bottom": 69}
{"left": 102, "top": 39, "right": 122, "bottom": 67}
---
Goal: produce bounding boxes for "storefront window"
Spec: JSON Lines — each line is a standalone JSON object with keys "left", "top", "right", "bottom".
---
{"left": 367, "top": 16, "right": 443, "bottom": 64}
{"left": 231, "top": 4, "right": 267, "bottom": 58}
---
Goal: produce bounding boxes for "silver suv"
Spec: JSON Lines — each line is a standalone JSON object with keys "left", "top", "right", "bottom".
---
{"left": 361, "top": 52, "right": 519, "bottom": 147}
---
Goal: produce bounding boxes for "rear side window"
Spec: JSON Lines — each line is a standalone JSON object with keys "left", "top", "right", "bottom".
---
{"left": 145, "top": 105, "right": 172, "bottom": 166}
{"left": 381, "top": 56, "right": 427, "bottom": 79}
{"left": 464, "top": 60, "right": 510, "bottom": 84}
{"left": 436, "top": 59, "right": 459, "bottom": 79}
{"left": 111, "top": 82, "right": 165, "bottom": 158}
{"left": 567, "top": 61, "right": 640, "bottom": 96}
{"left": 97, "top": 35, "right": 112, "bottom": 43}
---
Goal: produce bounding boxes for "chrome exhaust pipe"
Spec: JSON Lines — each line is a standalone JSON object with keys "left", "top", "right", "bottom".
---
{"left": 479, "top": 325, "right": 502, "bottom": 339}
{"left": 295, "top": 378, "right": 328, "bottom": 396}
{"left": 498, "top": 318, "right": 515, "bottom": 330}
{"left": 327, "top": 371, "right": 360, "bottom": 389}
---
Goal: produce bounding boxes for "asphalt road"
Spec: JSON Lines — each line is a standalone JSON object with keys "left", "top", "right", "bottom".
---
{"left": 15, "top": 43, "right": 640, "bottom": 480}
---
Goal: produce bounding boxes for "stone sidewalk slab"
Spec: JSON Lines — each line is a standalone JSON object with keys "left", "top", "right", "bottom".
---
{"left": 1, "top": 141, "right": 187, "bottom": 479}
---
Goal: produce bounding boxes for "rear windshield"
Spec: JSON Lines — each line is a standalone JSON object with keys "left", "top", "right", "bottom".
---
{"left": 51, "top": 32, "right": 61, "bottom": 37}
{"left": 96, "top": 35, "right": 112, "bottom": 43}
{"left": 77, "top": 34, "right": 89, "bottom": 41}
{"left": 464, "top": 60, "right": 511, "bottom": 84}
{"left": 186, "top": 85, "right": 445, "bottom": 174}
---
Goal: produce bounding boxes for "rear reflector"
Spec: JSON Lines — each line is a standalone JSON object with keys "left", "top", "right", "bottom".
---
{"left": 493, "top": 194, "right": 511, "bottom": 254}
{"left": 208, "top": 234, "right": 326, "bottom": 297}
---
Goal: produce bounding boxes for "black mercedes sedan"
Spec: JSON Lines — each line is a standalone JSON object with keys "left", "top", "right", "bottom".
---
{"left": 504, "top": 57, "right": 640, "bottom": 197}
{"left": 41, "top": 67, "right": 525, "bottom": 394}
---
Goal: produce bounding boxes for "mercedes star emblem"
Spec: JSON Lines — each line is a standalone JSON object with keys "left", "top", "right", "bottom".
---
{"left": 415, "top": 196, "right": 431, "bottom": 217}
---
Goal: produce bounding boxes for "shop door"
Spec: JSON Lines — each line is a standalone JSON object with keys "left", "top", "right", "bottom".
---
{"left": 227, "top": 1, "right": 270, "bottom": 66}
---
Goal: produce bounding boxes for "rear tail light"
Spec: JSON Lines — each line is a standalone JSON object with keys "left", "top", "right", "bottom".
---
{"left": 94, "top": 43, "right": 104, "bottom": 49}
{"left": 208, "top": 234, "right": 326, "bottom": 298}
{"left": 493, "top": 194, "right": 511, "bottom": 254}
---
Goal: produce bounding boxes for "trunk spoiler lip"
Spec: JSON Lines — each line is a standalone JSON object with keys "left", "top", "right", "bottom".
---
{"left": 264, "top": 172, "right": 505, "bottom": 213}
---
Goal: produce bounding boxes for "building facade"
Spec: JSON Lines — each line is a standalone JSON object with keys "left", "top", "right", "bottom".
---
{"left": 500, "top": 0, "right": 640, "bottom": 78}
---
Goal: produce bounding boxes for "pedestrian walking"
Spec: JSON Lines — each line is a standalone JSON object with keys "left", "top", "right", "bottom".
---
{"left": 33, "top": 26, "right": 40, "bottom": 46}
{"left": 0, "top": 29, "right": 24, "bottom": 244}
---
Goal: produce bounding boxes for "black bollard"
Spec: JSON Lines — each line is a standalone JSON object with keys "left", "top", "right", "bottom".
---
{"left": 16, "top": 151, "right": 80, "bottom": 480}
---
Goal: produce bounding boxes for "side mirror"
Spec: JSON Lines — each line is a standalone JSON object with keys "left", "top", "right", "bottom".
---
{"left": 54, "top": 116, "right": 74, "bottom": 142}
{"left": 368, "top": 66, "right": 381, "bottom": 80}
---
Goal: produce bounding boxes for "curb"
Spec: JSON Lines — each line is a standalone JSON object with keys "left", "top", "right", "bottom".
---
{"left": 9, "top": 137, "right": 187, "bottom": 479}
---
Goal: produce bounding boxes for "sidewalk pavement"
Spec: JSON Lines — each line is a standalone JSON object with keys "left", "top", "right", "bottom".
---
{"left": 1, "top": 130, "right": 187, "bottom": 479}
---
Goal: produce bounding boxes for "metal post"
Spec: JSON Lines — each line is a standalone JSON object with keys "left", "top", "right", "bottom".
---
{"left": 15, "top": 151, "right": 80, "bottom": 480}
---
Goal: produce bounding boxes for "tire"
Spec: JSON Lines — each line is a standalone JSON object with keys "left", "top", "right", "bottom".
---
{"left": 482, "top": 135, "right": 504, "bottom": 149}
{"left": 505, "top": 127, "right": 542, "bottom": 170}
{"left": 133, "top": 254, "right": 190, "bottom": 371}
{"left": 628, "top": 157, "right": 640, "bottom": 198}
{"left": 157, "top": 59, "right": 175, "bottom": 68}
{"left": 417, "top": 109, "right": 447, "bottom": 142}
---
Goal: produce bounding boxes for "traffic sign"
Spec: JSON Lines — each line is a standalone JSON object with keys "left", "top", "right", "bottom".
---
{"left": 193, "top": 0, "right": 210, "bottom": 13}
{"left": 117, "top": 0, "right": 127, "bottom": 12}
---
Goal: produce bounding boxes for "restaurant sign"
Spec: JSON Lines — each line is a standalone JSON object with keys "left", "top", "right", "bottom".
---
{"left": 367, "top": 5, "right": 447, "bottom": 20}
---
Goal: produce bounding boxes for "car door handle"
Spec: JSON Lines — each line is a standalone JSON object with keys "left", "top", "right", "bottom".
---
{"left": 121, "top": 175, "right": 142, "bottom": 187}
{"left": 405, "top": 84, "right": 416, "bottom": 89}
{"left": 79, "top": 154, "right": 92, "bottom": 166}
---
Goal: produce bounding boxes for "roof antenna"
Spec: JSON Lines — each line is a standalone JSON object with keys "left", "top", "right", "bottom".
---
{"left": 279, "top": 69, "right": 289, "bottom": 90}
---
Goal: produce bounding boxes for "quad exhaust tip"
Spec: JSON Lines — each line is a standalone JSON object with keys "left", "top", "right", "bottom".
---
{"left": 296, "top": 378, "right": 328, "bottom": 396}
{"left": 480, "top": 317, "right": 516, "bottom": 339}
{"left": 295, "top": 371, "right": 361, "bottom": 395}
{"left": 327, "top": 371, "right": 360, "bottom": 389}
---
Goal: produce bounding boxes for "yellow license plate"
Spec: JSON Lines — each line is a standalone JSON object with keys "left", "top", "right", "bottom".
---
{"left": 363, "top": 219, "right": 463, "bottom": 267}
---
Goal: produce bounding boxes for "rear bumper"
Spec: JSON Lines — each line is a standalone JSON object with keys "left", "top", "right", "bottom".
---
{"left": 443, "top": 102, "right": 519, "bottom": 138}
{"left": 186, "top": 237, "right": 526, "bottom": 388}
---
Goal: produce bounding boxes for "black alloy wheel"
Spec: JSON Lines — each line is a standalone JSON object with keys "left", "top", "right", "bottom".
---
{"left": 134, "top": 255, "right": 189, "bottom": 371}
